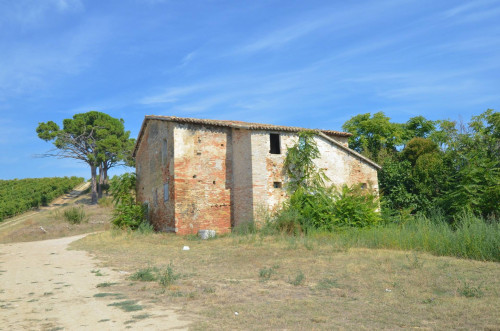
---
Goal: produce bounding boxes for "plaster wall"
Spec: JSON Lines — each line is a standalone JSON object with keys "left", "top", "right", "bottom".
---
{"left": 230, "top": 129, "right": 254, "bottom": 227}
{"left": 135, "top": 120, "right": 175, "bottom": 231}
{"left": 247, "top": 132, "right": 378, "bottom": 223}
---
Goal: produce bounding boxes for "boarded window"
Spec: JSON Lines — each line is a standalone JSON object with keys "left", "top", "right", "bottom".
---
{"left": 164, "top": 183, "right": 169, "bottom": 202}
{"left": 270, "top": 133, "right": 281, "bottom": 154}
{"left": 162, "top": 138, "right": 168, "bottom": 165}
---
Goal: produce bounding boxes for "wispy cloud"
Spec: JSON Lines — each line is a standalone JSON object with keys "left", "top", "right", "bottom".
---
{"left": 443, "top": 0, "right": 500, "bottom": 24}
{"left": 139, "top": 84, "right": 209, "bottom": 105}
{"left": 235, "top": 17, "right": 331, "bottom": 54}
{"left": 0, "top": 16, "right": 111, "bottom": 100}
{"left": 232, "top": 0, "right": 405, "bottom": 55}
{"left": 180, "top": 50, "right": 198, "bottom": 67}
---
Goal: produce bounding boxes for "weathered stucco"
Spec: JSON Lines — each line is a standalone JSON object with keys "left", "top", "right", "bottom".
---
{"left": 134, "top": 116, "right": 379, "bottom": 234}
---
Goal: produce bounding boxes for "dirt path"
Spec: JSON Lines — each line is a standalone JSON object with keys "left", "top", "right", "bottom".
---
{"left": 0, "top": 182, "right": 90, "bottom": 232}
{"left": 0, "top": 234, "right": 191, "bottom": 330}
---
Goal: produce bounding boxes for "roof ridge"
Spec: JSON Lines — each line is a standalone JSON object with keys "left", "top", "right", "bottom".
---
{"left": 144, "top": 115, "right": 351, "bottom": 136}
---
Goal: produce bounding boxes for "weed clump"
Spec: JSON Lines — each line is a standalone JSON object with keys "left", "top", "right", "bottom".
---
{"left": 129, "top": 264, "right": 179, "bottom": 287}
{"left": 289, "top": 271, "right": 305, "bottom": 286}
{"left": 63, "top": 206, "right": 87, "bottom": 224}
{"left": 259, "top": 265, "right": 279, "bottom": 281}
{"left": 130, "top": 267, "right": 158, "bottom": 282}
{"left": 458, "top": 281, "right": 484, "bottom": 298}
{"left": 158, "top": 264, "right": 179, "bottom": 287}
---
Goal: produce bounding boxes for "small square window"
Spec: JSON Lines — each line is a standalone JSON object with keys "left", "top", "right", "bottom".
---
{"left": 273, "top": 182, "right": 282, "bottom": 189}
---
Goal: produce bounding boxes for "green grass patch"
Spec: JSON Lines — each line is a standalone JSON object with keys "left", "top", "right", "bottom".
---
{"left": 91, "top": 269, "right": 105, "bottom": 276}
{"left": 129, "top": 267, "right": 158, "bottom": 282}
{"left": 93, "top": 292, "right": 124, "bottom": 298}
{"left": 108, "top": 300, "right": 143, "bottom": 312}
{"left": 96, "top": 282, "right": 119, "bottom": 288}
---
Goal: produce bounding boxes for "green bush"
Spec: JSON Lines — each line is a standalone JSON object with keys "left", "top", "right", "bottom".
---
{"left": 63, "top": 206, "right": 86, "bottom": 224}
{"left": 112, "top": 203, "right": 146, "bottom": 230}
{"left": 275, "top": 130, "right": 380, "bottom": 233}
{"left": 130, "top": 267, "right": 158, "bottom": 282}
{"left": 109, "top": 172, "right": 148, "bottom": 231}
{"left": 272, "top": 185, "right": 380, "bottom": 233}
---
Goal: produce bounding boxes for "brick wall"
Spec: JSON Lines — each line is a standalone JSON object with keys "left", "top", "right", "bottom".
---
{"left": 173, "top": 123, "right": 232, "bottom": 234}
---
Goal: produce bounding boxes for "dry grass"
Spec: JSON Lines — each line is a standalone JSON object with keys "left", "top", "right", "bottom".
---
{"left": 71, "top": 231, "right": 500, "bottom": 330}
{"left": 0, "top": 194, "right": 112, "bottom": 243}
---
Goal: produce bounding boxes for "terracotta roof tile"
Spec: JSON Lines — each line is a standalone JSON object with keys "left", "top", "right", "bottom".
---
{"left": 144, "top": 115, "right": 351, "bottom": 137}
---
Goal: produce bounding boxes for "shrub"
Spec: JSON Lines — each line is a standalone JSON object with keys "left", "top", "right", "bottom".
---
{"left": 63, "top": 206, "right": 86, "bottom": 224}
{"left": 112, "top": 203, "right": 146, "bottom": 230}
{"left": 109, "top": 172, "right": 148, "bottom": 231}
{"left": 130, "top": 267, "right": 158, "bottom": 282}
{"left": 109, "top": 173, "right": 136, "bottom": 205}
{"left": 275, "top": 130, "right": 380, "bottom": 233}
{"left": 98, "top": 196, "right": 113, "bottom": 207}
{"left": 272, "top": 185, "right": 380, "bottom": 233}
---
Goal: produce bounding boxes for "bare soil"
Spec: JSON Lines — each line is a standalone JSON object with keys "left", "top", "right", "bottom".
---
{"left": 0, "top": 235, "right": 190, "bottom": 330}
{"left": 0, "top": 186, "right": 192, "bottom": 330}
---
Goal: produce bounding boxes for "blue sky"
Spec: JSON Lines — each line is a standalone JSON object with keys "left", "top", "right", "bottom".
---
{"left": 1, "top": 0, "right": 499, "bottom": 180}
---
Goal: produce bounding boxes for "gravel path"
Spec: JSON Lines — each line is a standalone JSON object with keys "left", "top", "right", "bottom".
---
{"left": 0, "top": 234, "right": 190, "bottom": 330}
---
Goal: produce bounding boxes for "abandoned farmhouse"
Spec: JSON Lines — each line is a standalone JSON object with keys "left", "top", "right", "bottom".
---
{"left": 133, "top": 115, "right": 381, "bottom": 234}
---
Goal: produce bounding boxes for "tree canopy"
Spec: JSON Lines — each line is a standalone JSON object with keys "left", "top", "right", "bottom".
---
{"left": 343, "top": 109, "right": 499, "bottom": 220}
{"left": 36, "top": 111, "right": 135, "bottom": 204}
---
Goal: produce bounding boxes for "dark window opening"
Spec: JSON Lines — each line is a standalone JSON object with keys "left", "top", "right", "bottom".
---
{"left": 361, "top": 183, "right": 367, "bottom": 189}
{"left": 270, "top": 133, "right": 281, "bottom": 154}
{"left": 273, "top": 182, "right": 282, "bottom": 189}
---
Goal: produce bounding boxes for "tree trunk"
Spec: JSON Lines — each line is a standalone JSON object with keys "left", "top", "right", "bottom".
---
{"left": 90, "top": 165, "right": 98, "bottom": 204}
{"left": 98, "top": 163, "right": 104, "bottom": 199}
{"left": 103, "top": 165, "right": 109, "bottom": 186}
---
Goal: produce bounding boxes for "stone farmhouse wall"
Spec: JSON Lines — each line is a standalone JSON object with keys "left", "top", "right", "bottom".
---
{"left": 135, "top": 119, "right": 379, "bottom": 234}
